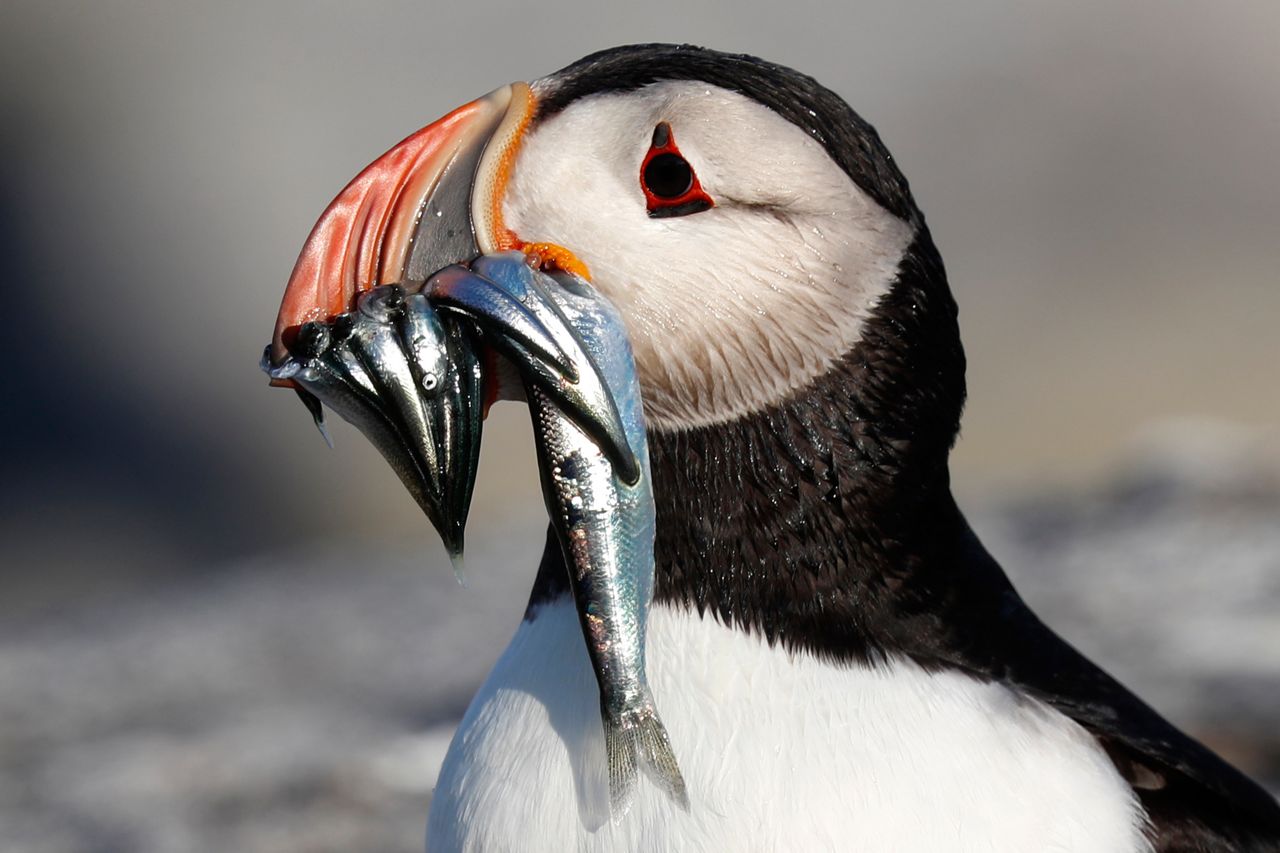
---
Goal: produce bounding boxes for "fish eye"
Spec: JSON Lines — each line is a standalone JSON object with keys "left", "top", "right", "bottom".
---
{"left": 640, "top": 122, "right": 714, "bottom": 219}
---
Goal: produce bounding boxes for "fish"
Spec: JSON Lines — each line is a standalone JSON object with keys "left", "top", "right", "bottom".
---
{"left": 427, "top": 261, "right": 639, "bottom": 485}
{"left": 262, "top": 284, "right": 484, "bottom": 572}
{"left": 434, "top": 253, "right": 689, "bottom": 818}
{"left": 265, "top": 251, "right": 688, "bottom": 818}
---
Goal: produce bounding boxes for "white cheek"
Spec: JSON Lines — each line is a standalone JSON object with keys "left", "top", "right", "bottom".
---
{"left": 505, "top": 82, "right": 915, "bottom": 431}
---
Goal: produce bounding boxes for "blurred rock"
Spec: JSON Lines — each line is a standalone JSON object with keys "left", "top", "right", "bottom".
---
{"left": 973, "top": 432, "right": 1280, "bottom": 786}
{"left": 0, "top": 531, "right": 539, "bottom": 853}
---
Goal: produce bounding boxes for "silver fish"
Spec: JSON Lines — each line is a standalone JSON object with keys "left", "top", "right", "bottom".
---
{"left": 427, "top": 261, "right": 639, "bottom": 485}
{"left": 449, "top": 254, "right": 689, "bottom": 818}
{"left": 261, "top": 271, "right": 625, "bottom": 577}
{"left": 266, "top": 251, "right": 688, "bottom": 818}
{"left": 262, "top": 285, "right": 484, "bottom": 570}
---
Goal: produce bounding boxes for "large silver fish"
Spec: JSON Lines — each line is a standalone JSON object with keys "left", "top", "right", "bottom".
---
{"left": 431, "top": 254, "right": 688, "bottom": 817}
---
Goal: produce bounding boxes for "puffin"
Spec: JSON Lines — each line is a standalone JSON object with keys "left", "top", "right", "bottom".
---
{"left": 271, "top": 44, "right": 1280, "bottom": 852}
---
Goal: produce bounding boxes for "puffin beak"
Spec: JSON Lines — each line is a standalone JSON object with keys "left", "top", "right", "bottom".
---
{"left": 264, "top": 83, "right": 535, "bottom": 564}
{"left": 263, "top": 81, "right": 622, "bottom": 568}
{"left": 270, "top": 82, "right": 535, "bottom": 365}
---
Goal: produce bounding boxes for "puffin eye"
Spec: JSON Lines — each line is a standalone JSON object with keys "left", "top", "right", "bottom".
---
{"left": 644, "top": 153, "right": 694, "bottom": 199}
{"left": 640, "top": 122, "right": 714, "bottom": 219}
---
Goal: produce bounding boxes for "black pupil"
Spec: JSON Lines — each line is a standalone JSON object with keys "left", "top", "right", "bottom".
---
{"left": 644, "top": 152, "right": 693, "bottom": 199}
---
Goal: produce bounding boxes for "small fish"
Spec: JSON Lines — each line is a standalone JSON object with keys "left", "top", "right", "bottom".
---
{"left": 451, "top": 254, "right": 689, "bottom": 818}
{"left": 266, "top": 252, "right": 688, "bottom": 818}
{"left": 262, "top": 284, "right": 484, "bottom": 567}
{"left": 264, "top": 268, "right": 634, "bottom": 573}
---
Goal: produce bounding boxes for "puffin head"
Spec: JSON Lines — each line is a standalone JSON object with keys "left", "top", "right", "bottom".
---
{"left": 271, "top": 45, "right": 967, "bottom": 641}
{"left": 273, "top": 43, "right": 961, "bottom": 439}
{"left": 504, "top": 46, "right": 933, "bottom": 433}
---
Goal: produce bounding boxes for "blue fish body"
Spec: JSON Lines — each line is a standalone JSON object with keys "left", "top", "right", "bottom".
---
{"left": 465, "top": 254, "right": 687, "bottom": 818}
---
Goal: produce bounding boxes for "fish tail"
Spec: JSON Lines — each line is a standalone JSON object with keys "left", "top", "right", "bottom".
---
{"left": 604, "top": 715, "right": 639, "bottom": 821}
{"left": 634, "top": 709, "right": 690, "bottom": 810}
{"left": 604, "top": 705, "right": 689, "bottom": 821}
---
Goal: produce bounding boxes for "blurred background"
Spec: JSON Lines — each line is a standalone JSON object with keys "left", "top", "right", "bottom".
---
{"left": 2, "top": 1, "right": 1278, "bottom": 850}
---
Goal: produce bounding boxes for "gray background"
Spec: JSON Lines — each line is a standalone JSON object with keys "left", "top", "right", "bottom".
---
{"left": 2, "top": 1, "right": 1278, "bottom": 851}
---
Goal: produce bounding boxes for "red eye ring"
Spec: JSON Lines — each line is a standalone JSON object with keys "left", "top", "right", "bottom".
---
{"left": 640, "top": 122, "right": 714, "bottom": 218}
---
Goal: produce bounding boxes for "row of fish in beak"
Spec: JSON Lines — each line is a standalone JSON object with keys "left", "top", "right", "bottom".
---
{"left": 262, "top": 252, "right": 687, "bottom": 817}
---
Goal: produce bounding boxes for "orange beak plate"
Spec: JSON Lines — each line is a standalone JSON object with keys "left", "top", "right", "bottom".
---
{"left": 270, "top": 83, "right": 535, "bottom": 366}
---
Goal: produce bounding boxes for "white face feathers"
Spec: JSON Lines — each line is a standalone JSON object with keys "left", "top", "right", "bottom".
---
{"left": 505, "top": 81, "right": 915, "bottom": 432}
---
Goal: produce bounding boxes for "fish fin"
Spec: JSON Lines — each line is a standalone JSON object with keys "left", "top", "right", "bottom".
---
{"left": 293, "top": 386, "right": 333, "bottom": 448}
{"left": 448, "top": 549, "right": 467, "bottom": 588}
{"left": 604, "top": 706, "right": 689, "bottom": 821}
{"left": 604, "top": 714, "right": 639, "bottom": 822}
{"left": 634, "top": 709, "right": 690, "bottom": 811}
